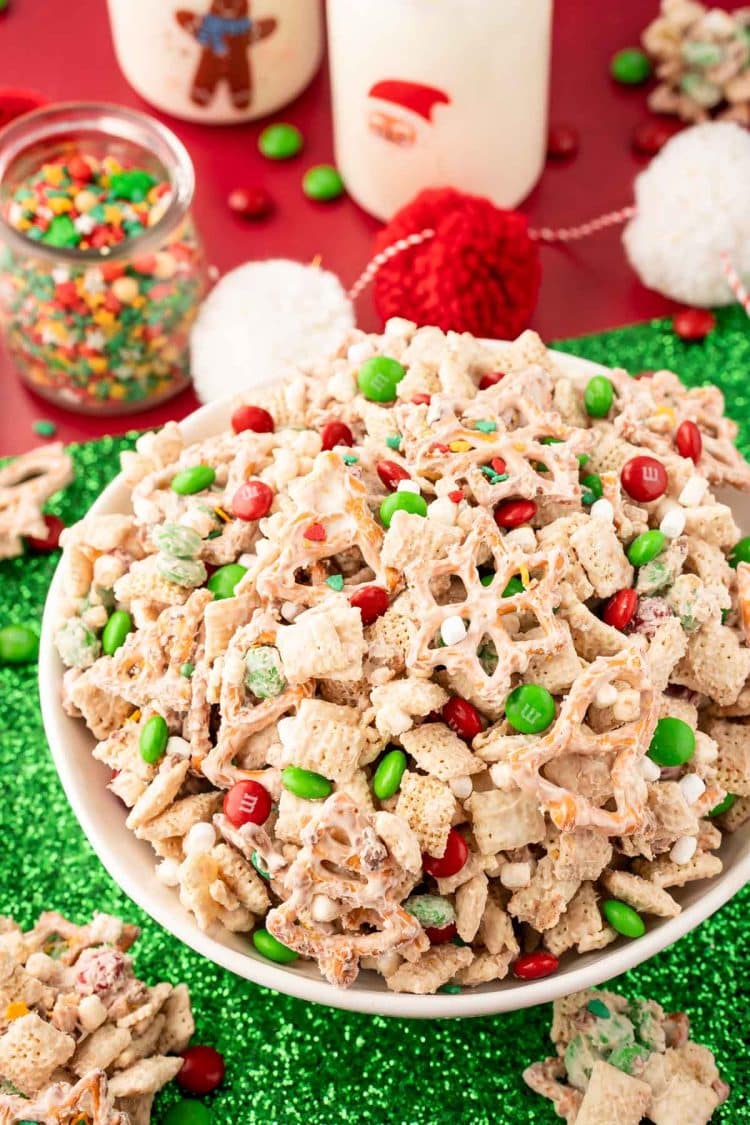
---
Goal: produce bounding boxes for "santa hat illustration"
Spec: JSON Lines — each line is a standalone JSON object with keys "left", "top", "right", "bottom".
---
{"left": 367, "top": 80, "right": 451, "bottom": 122}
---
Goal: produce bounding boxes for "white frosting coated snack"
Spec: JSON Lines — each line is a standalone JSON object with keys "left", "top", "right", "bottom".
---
{"left": 53, "top": 322, "right": 750, "bottom": 993}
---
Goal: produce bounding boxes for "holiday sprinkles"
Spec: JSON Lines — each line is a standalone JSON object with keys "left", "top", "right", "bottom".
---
{"left": 53, "top": 322, "right": 750, "bottom": 994}
{"left": 0, "top": 151, "right": 206, "bottom": 411}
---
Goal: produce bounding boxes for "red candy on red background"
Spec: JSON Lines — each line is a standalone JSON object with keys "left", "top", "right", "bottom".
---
{"left": 424, "top": 922, "right": 458, "bottom": 945}
{"left": 231, "top": 404, "right": 275, "bottom": 434}
{"left": 423, "top": 828, "right": 469, "bottom": 879}
{"left": 672, "top": 308, "right": 716, "bottom": 341}
{"left": 320, "top": 420, "right": 354, "bottom": 450}
{"left": 512, "top": 951, "right": 559, "bottom": 981}
{"left": 349, "top": 585, "right": 389, "bottom": 625}
{"left": 232, "top": 480, "right": 274, "bottom": 521}
{"left": 227, "top": 185, "right": 273, "bottom": 220}
{"left": 223, "top": 779, "right": 272, "bottom": 828}
{"left": 675, "top": 419, "right": 702, "bottom": 463}
{"left": 26, "top": 513, "right": 64, "bottom": 551}
{"left": 620, "top": 456, "right": 668, "bottom": 502}
{"left": 376, "top": 459, "right": 410, "bottom": 491}
{"left": 603, "top": 588, "right": 638, "bottom": 631}
{"left": 494, "top": 499, "right": 537, "bottom": 529}
{"left": 442, "top": 696, "right": 483, "bottom": 741}
{"left": 547, "top": 123, "right": 580, "bottom": 160}
{"left": 178, "top": 1044, "right": 226, "bottom": 1095}
{"left": 631, "top": 117, "right": 682, "bottom": 156}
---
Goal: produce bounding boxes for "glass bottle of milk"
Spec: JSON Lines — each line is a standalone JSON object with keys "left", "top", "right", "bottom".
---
{"left": 327, "top": 0, "right": 553, "bottom": 220}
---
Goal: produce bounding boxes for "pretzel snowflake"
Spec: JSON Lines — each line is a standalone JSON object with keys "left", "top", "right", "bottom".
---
{"left": 0, "top": 443, "right": 73, "bottom": 559}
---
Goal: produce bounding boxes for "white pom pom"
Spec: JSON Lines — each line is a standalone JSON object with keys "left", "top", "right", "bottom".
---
{"left": 191, "top": 260, "right": 355, "bottom": 403}
{"left": 623, "top": 123, "right": 750, "bottom": 307}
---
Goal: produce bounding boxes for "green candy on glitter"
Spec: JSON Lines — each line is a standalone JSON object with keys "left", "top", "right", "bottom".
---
{"left": 281, "top": 765, "right": 332, "bottom": 800}
{"left": 0, "top": 624, "right": 39, "bottom": 665}
{"left": 253, "top": 927, "right": 299, "bottom": 963}
{"left": 163, "top": 1101, "right": 212, "bottom": 1125}
{"left": 140, "top": 714, "right": 169, "bottom": 764}
{"left": 372, "top": 748, "right": 407, "bottom": 800}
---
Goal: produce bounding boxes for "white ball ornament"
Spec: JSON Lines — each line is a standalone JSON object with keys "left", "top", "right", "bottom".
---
{"left": 623, "top": 123, "right": 750, "bottom": 307}
{"left": 191, "top": 259, "right": 355, "bottom": 403}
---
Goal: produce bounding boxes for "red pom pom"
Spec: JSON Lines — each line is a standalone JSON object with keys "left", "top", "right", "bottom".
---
{"left": 371, "top": 188, "right": 541, "bottom": 339}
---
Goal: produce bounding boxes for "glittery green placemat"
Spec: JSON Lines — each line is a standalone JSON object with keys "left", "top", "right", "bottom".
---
{"left": 2, "top": 310, "right": 749, "bottom": 1124}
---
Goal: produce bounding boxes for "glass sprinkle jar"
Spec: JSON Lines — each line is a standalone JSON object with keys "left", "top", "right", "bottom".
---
{"left": 0, "top": 102, "right": 208, "bottom": 414}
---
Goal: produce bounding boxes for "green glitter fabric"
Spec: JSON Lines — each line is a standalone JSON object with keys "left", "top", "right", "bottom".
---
{"left": 2, "top": 312, "right": 750, "bottom": 1124}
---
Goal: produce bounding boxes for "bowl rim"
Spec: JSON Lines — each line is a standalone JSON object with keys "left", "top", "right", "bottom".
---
{"left": 40, "top": 345, "right": 750, "bottom": 1019}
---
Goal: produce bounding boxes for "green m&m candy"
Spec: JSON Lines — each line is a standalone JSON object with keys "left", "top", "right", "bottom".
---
{"left": 101, "top": 609, "right": 133, "bottom": 655}
{"left": 163, "top": 1100, "right": 212, "bottom": 1125}
{"left": 253, "top": 927, "right": 299, "bottom": 963}
{"left": 502, "top": 576, "right": 525, "bottom": 597}
{"left": 648, "top": 716, "right": 695, "bottom": 767}
{"left": 583, "top": 375, "right": 614, "bottom": 418}
{"left": 728, "top": 536, "right": 750, "bottom": 568}
{"left": 610, "top": 47, "right": 652, "bottom": 85}
{"left": 357, "top": 355, "right": 406, "bottom": 402}
{"left": 379, "top": 490, "right": 427, "bottom": 528}
{"left": 0, "top": 623, "right": 39, "bottom": 665}
{"left": 281, "top": 765, "right": 332, "bottom": 800}
{"left": 140, "top": 714, "right": 169, "bottom": 764}
{"left": 581, "top": 473, "right": 603, "bottom": 500}
{"left": 505, "top": 683, "right": 556, "bottom": 734}
{"left": 627, "top": 529, "right": 665, "bottom": 566}
{"left": 170, "top": 464, "right": 216, "bottom": 495}
{"left": 258, "top": 122, "right": 303, "bottom": 160}
{"left": 709, "top": 792, "right": 736, "bottom": 817}
{"left": 602, "top": 899, "right": 646, "bottom": 938}
{"left": 207, "top": 563, "right": 247, "bottom": 600}
{"left": 303, "top": 164, "right": 345, "bottom": 201}
{"left": 372, "top": 748, "right": 407, "bottom": 800}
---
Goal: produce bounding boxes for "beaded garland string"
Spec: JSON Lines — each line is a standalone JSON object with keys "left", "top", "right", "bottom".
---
{"left": 1, "top": 313, "right": 750, "bottom": 1123}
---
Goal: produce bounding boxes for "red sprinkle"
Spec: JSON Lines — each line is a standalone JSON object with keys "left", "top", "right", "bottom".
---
{"left": 494, "top": 499, "right": 537, "bottom": 529}
{"left": 672, "top": 308, "right": 716, "bottom": 341}
{"left": 631, "top": 117, "right": 682, "bottom": 157}
{"left": 320, "top": 420, "right": 354, "bottom": 450}
{"left": 231, "top": 404, "right": 275, "bottom": 434}
{"left": 27, "top": 513, "right": 65, "bottom": 552}
{"left": 603, "top": 588, "right": 639, "bottom": 632}
{"left": 620, "top": 456, "right": 668, "bottom": 503}
{"left": 512, "top": 951, "right": 559, "bottom": 981}
{"left": 227, "top": 185, "right": 273, "bottom": 220}
{"left": 223, "top": 780, "right": 272, "bottom": 828}
{"left": 547, "top": 123, "right": 580, "bottom": 160}
{"left": 376, "top": 459, "right": 410, "bottom": 491}
{"left": 675, "top": 419, "right": 702, "bottom": 463}
{"left": 430, "top": 442, "right": 451, "bottom": 454}
{"left": 232, "top": 480, "right": 274, "bottom": 521}
{"left": 304, "top": 522, "right": 326, "bottom": 541}
{"left": 177, "top": 1045, "right": 226, "bottom": 1095}
{"left": 442, "top": 696, "right": 483, "bottom": 741}
{"left": 490, "top": 457, "right": 507, "bottom": 475}
{"left": 349, "top": 585, "right": 389, "bottom": 626}
{"left": 67, "top": 155, "right": 93, "bottom": 182}
{"left": 448, "top": 490, "right": 464, "bottom": 503}
{"left": 479, "top": 371, "right": 505, "bottom": 390}
{"left": 424, "top": 922, "right": 458, "bottom": 945}
{"left": 411, "top": 394, "right": 431, "bottom": 405}
{"left": 423, "top": 829, "right": 469, "bottom": 879}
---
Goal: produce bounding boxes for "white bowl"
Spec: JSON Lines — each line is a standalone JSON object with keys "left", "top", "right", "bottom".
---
{"left": 40, "top": 348, "right": 750, "bottom": 1018}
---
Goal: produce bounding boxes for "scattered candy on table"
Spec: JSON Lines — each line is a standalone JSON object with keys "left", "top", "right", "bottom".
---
{"left": 672, "top": 307, "right": 716, "bottom": 341}
{"left": 546, "top": 123, "right": 580, "bottom": 160}
{"left": 227, "top": 185, "right": 274, "bottom": 220}
{"left": 302, "top": 164, "right": 346, "bottom": 201}
{"left": 630, "top": 116, "right": 682, "bottom": 156}
{"left": 258, "top": 122, "right": 304, "bottom": 160}
{"left": 610, "top": 46, "right": 652, "bottom": 85}
{"left": 0, "top": 151, "right": 206, "bottom": 411}
{"left": 177, "top": 1045, "right": 226, "bottom": 1096}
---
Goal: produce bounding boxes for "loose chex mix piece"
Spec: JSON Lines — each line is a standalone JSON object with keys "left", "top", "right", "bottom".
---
{"left": 0, "top": 911, "right": 194, "bottom": 1124}
{"left": 53, "top": 320, "right": 750, "bottom": 993}
{"left": 524, "top": 986, "right": 729, "bottom": 1124}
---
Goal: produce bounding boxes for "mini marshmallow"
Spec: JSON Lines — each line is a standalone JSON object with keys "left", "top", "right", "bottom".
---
{"left": 156, "top": 858, "right": 181, "bottom": 886}
{"left": 500, "top": 861, "right": 532, "bottom": 890}
{"left": 427, "top": 498, "right": 458, "bottom": 525}
{"left": 441, "top": 615, "right": 467, "bottom": 646}
{"left": 238, "top": 552, "right": 255, "bottom": 568}
{"left": 183, "top": 822, "right": 216, "bottom": 857}
{"left": 397, "top": 479, "right": 421, "bottom": 494}
{"left": 78, "top": 994, "right": 107, "bottom": 1032}
{"left": 24, "top": 952, "right": 57, "bottom": 981}
{"left": 347, "top": 341, "right": 374, "bottom": 366}
{"left": 595, "top": 683, "right": 619, "bottom": 708}
{"left": 311, "top": 894, "right": 340, "bottom": 923}
{"left": 660, "top": 505, "right": 687, "bottom": 539}
{"left": 640, "top": 756, "right": 662, "bottom": 782}
{"left": 679, "top": 475, "right": 708, "bottom": 506}
{"left": 449, "top": 776, "right": 473, "bottom": 800}
{"left": 678, "top": 772, "right": 706, "bottom": 805}
{"left": 504, "top": 527, "right": 536, "bottom": 551}
{"left": 669, "top": 835, "right": 698, "bottom": 865}
{"left": 590, "top": 498, "right": 614, "bottom": 522}
{"left": 166, "top": 736, "right": 192, "bottom": 759}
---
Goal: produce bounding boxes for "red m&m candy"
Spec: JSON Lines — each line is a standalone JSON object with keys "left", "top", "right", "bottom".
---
{"left": 620, "top": 456, "right": 668, "bottom": 502}
{"left": 223, "top": 779, "right": 272, "bottom": 828}
{"left": 177, "top": 1045, "right": 226, "bottom": 1095}
{"left": 672, "top": 308, "right": 715, "bottom": 341}
{"left": 349, "top": 585, "right": 389, "bottom": 626}
{"left": 376, "top": 459, "right": 410, "bottom": 491}
{"left": 631, "top": 117, "right": 681, "bottom": 156}
{"left": 494, "top": 499, "right": 537, "bottom": 529}
{"left": 27, "top": 513, "right": 64, "bottom": 552}
{"left": 228, "top": 186, "right": 273, "bottom": 220}
{"left": 479, "top": 371, "right": 505, "bottom": 390}
{"left": 424, "top": 922, "right": 458, "bottom": 944}
{"left": 442, "top": 696, "right": 483, "bottom": 741}
{"left": 512, "top": 951, "right": 559, "bottom": 980}
{"left": 423, "top": 828, "right": 469, "bottom": 879}
{"left": 603, "top": 588, "right": 638, "bottom": 631}
{"left": 231, "top": 404, "right": 275, "bottom": 434}
{"left": 320, "top": 420, "right": 354, "bottom": 451}
{"left": 675, "top": 420, "right": 702, "bottom": 463}
{"left": 547, "top": 123, "right": 580, "bottom": 160}
{"left": 232, "top": 480, "right": 274, "bottom": 521}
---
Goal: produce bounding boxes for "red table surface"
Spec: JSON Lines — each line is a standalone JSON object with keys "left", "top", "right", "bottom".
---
{"left": 0, "top": 0, "right": 740, "bottom": 454}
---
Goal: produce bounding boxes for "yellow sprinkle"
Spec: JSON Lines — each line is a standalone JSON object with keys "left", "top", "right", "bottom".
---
{"left": 214, "top": 507, "right": 231, "bottom": 523}
{"left": 103, "top": 204, "right": 122, "bottom": 225}
{"left": 654, "top": 405, "right": 676, "bottom": 424}
{"left": 48, "top": 196, "right": 73, "bottom": 215}
{"left": 88, "top": 357, "right": 108, "bottom": 374}
{"left": 128, "top": 709, "right": 142, "bottom": 724}
{"left": 5, "top": 1002, "right": 29, "bottom": 1021}
{"left": 513, "top": 441, "right": 526, "bottom": 452}
{"left": 472, "top": 432, "right": 495, "bottom": 443}
{"left": 42, "top": 163, "right": 64, "bottom": 185}
{"left": 449, "top": 440, "right": 472, "bottom": 452}
{"left": 93, "top": 309, "right": 116, "bottom": 327}
{"left": 109, "top": 384, "right": 126, "bottom": 400}
{"left": 519, "top": 563, "right": 530, "bottom": 588}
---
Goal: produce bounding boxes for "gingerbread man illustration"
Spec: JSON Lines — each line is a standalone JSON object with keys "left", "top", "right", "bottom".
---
{"left": 175, "top": 1, "right": 277, "bottom": 110}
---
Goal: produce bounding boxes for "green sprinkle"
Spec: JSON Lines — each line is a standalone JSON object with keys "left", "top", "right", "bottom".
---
{"left": 179, "top": 662, "right": 195, "bottom": 678}
{"left": 540, "top": 436, "right": 562, "bottom": 445}
{"left": 342, "top": 453, "right": 359, "bottom": 464}
{"left": 251, "top": 850, "right": 271, "bottom": 879}
{"left": 109, "top": 169, "right": 156, "bottom": 201}
{"left": 32, "top": 419, "right": 57, "bottom": 437}
{"left": 326, "top": 574, "right": 345, "bottom": 591}
{"left": 474, "top": 419, "right": 497, "bottom": 433}
{"left": 386, "top": 434, "right": 402, "bottom": 450}
{"left": 587, "top": 998, "right": 611, "bottom": 1019}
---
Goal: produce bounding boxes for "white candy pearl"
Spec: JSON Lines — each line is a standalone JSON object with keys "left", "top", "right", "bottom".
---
{"left": 237, "top": 552, "right": 255, "bottom": 568}
{"left": 347, "top": 340, "right": 374, "bottom": 365}
{"left": 500, "top": 861, "right": 532, "bottom": 890}
{"left": 440, "top": 615, "right": 467, "bottom": 646}
{"left": 25, "top": 952, "right": 56, "bottom": 981}
{"left": 397, "top": 479, "right": 421, "bottom": 494}
{"left": 156, "top": 858, "right": 181, "bottom": 887}
{"left": 449, "top": 776, "right": 473, "bottom": 800}
{"left": 640, "top": 756, "right": 662, "bottom": 782}
{"left": 679, "top": 475, "right": 708, "bottom": 506}
{"left": 678, "top": 773, "right": 706, "bottom": 805}
{"left": 505, "top": 527, "right": 536, "bottom": 551}
{"left": 78, "top": 994, "right": 107, "bottom": 1032}
{"left": 166, "top": 736, "right": 191, "bottom": 759}
{"left": 183, "top": 822, "right": 216, "bottom": 857}
{"left": 669, "top": 835, "right": 698, "bottom": 865}
{"left": 595, "top": 683, "right": 618, "bottom": 708}
{"left": 311, "top": 894, "right": 340, "bottom": 922}
{"left": 427, "top": 498, "right": 457, "bottom": 525}
{"left": 590, "top": 498, "right": 614, "bottom": 522}
{"left": 660, "top": 505, "right": 687, "bottom": 539}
